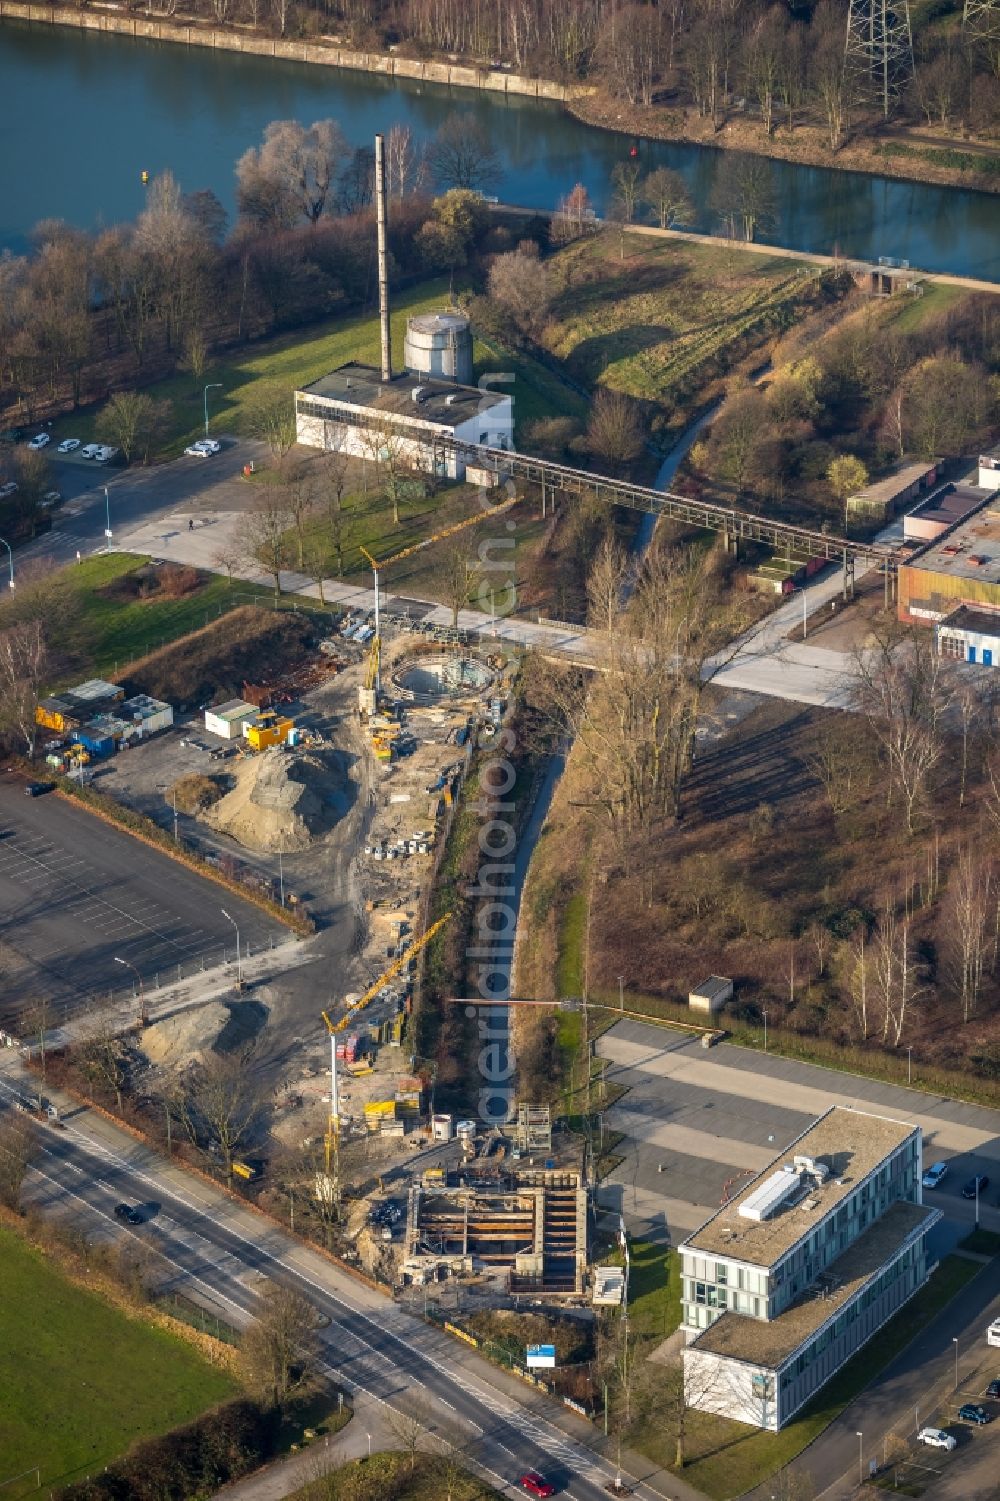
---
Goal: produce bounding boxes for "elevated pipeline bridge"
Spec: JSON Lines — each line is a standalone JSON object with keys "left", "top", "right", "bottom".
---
{"left": 299, "top": 393, "right": 899, "bottom": 596}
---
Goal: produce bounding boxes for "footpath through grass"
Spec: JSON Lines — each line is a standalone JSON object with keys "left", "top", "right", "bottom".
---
{"left": 632, "top": 1253, "right": 982, "bottom": 1500}
{"left": 0, "top": 1224, "right": 235, "bottom": 1496}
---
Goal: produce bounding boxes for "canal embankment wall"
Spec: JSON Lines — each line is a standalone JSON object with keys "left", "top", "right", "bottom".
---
{"left": 0, "top": 1, "right": 591, "bottom": 102}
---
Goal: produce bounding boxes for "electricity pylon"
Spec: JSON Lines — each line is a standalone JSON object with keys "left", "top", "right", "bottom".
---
{"left": 845, "top": 0, "right": 915, "bottom": 118}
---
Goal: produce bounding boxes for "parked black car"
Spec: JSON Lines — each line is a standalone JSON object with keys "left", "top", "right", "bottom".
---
{"left": 24, "top": 781, "right": 55, "bottom": 797}
{"left": 113, "top": 1204, "right": 143, "bottom": 1225}
{"left": 962, "top": 1174, "right": 990, "bottom": 1199}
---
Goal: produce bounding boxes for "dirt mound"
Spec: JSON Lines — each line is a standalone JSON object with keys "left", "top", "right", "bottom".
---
{"left": 119, "top": 606, "right": 315, "bottom": 710}
{"left": 141, "top": 1002, "right": 230, "bottom": 1068}
{"left": 204, "top": 746, "right": 345, "bottom": 853}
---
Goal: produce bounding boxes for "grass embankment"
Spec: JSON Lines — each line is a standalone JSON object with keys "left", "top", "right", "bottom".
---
{"left": 0, "top": 1224, "right": 235, "bottom": 1497}
{"left": 631, "top": 1255, "right": 981, "bottom": 1501}
{"left": 959, "top": 1227, "right": 1000, "bottom": 1256}
{"left": 542, "top": 234, "right": 825, "bottom": 432}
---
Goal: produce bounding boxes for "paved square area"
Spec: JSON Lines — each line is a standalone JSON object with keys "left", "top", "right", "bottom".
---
{"left": 0, "top": 775, "right": 285, "bottom": 1027}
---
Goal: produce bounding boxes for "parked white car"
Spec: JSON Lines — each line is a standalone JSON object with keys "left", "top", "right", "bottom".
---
{"left": 27, "top": 432, "right": 50, "bottom": 450}
{"left": 80, "top": 443, "right": 102, "bottom": 459}
{"left": 988, "top": 1318, "right": 1000, "bottom": 1348}
{"left": 57, "top": 438, "right": 81, "bottom": 453}
{"left": 922, "top": 1162, "right": 949, "bottom": 1190}
{"left": 94, "top": 445, "right": 118, "bottom": 464}
{"left": 917, "top": 1428, "right": 956, "bottom": 1450}
{"left": 0, "top": 481, "right": 17, "bottom": 499}
{"left": 184, "top": 439, "right": 218, "bottom": 457}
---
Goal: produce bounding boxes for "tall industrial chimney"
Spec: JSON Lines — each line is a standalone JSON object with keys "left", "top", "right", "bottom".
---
{"left": 375, "top": 132, "right": 391, "bottom": 384}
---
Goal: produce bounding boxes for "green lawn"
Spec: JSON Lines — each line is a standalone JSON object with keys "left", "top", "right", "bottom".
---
{"left": 85, "top": 278, "right": 586, "bottom": 459}
{"left": 0, "top": 1225, "right": 235, "bottom": 1496}
{"left": 629, "top": 1240, "right": 682, "bottom": 1340}
{"left": 634, "top": 1254, "right": 982, "bottom": 1500}
{"left": 2, "top": 553, "right": 244, "bottom": 684}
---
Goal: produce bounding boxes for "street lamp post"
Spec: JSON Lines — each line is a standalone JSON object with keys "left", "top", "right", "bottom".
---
{"left": 366, "top": 1432, "right": 372, "bottom": 1460}
{"left": 762, "top": 1008, "right": 769, "bottom": 1053}
{"left": 203, "top": 383, "right": 223, "bottom": 439}
{"left": 220, "top": 907, "right": 242, "bottom": 988}
{"left": 113, "top": 956, "right": 147, "bottom": 1027}
{"left": 0, "top": 536, "right": 13, "bottom": 589}
{"left": 856, "top": 1432, "right": 864, "bottom": 1486}
{"left": 104, "top": 487, "right": 113, "bottom": 550}
{"left": 907, "top": 1046, "right": 912, "bottom": 1085}
{"left": 953, "top": 1337, "right": 959, "bottom": 1388}
{"left": 618, "top": 974, "right": 625, "bottom": 1012}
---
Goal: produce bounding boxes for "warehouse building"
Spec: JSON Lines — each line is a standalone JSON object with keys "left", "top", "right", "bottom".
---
{"left": 36, "top": 678, "right": 124, "bottom": 733}
{"left": 902, "top": 483, "right": 986, "bottom": 544}
{"left": 294, "top": 363, "right": 514, "bottom": 481}
{"left": 897, "top": 498, "right": 1000, "bottom": 625}
{"left": 680, "top": 1106, "right": 938, "bottom": 1431}
{"left": 845, "top": 459, "right": 939, "bottom": 523}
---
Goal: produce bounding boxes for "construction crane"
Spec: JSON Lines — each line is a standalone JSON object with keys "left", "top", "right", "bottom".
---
{"left": 359, "top": 544, "right": 381, "bottom": 707}
{"left": 320, "top": 911, "right": 452, "bottom": 1185}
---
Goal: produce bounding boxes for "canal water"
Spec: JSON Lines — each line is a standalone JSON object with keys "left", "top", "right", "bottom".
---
{"left": 2, "top": 18, "right": 999, "bottom": 279}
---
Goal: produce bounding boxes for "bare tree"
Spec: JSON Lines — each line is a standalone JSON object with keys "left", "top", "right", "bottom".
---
{"left": 551, "top": 183, "right": 596, "bottom": 244}
{"left": 610, "top": 160, "right": 644, "bottom": 225}
{"left": 585, "top": 390, "right": 643, "bottom": 474}
{"left": 805, "top": 715, "right": 874, "bottom": 815}
{"left": 428, "top": 113, "right": 501, "bottom": 191}
{"left": 237, "top": 119, "right": 348, "bottom": 227}
{"left": 441, "top": 542, "right": 480, "bottom": 628}
{"left": 240, "top": 1281, "right": 319, "bottom": 1404}
{"left": 710, "top": 152, "right": 777, "bottom": 242}
{"left": 280, "top": 459, "right": 316, "bottom": 570}
{"left": 211, "top": 540, "right": 243, "bottom": 585}
{"left": 0, "top": 619, "right": 49, "bottom": 756}
{"left": 487, "top": 243, "right": 555, "bottom": 340}
{"left": 586, "top": 535, "right": 631, "bottom": 633}
{"left": 853, "top": 629, "right": 948, "bottom": 835}
{"left": 870, "top": 897, "right": 921, "bottom": 1047}
{"left": 244, "top": 488, "right": 294, "bottom": 600}
{"left": 0, "top": 1111, "right": 37, "bottom": 1212}
{"left": 358, "top": 416, "right": 414, "bottom": 527}
{"left": 177, "top": 1043, "right": 268, "bottom": 1183}
{"left": 387, "top": 1406, "right": 427, "bottom": 1473}
{"left": 98, "top": 390, "right": 171, "bottom": 465}
{"left": 243, "top": 384, "right": 297, "bottom": 460}
{"left": 642, "top": 167, "right": 695, "bottom": 229}
{"left": 943, "top": 849, "right": 993, "bottom": 1022}
{"left": 745, "top": 7, "right": 786, "bottom": 135}
{"left": 387, "top": 123, "right": 426, "bottom": 200}
{"left": 77, "top": 998, "right": 130, "bottom": 1112}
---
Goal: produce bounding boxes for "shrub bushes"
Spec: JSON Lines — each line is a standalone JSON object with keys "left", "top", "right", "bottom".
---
{"left": 54, "top": 1399, "right": 280, "bottom": 1501}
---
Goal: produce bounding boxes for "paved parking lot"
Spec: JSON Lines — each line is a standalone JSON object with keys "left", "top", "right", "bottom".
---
{"left": 0, "top": 774, "right": 285, "bottom": 1027}
{"left": 596, "top": 1019, "right": 1000, "bottom": 1247}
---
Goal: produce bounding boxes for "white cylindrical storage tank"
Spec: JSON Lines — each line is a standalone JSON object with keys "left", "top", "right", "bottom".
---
{"left": 431, "top": 1112, "right": 454, "bottom": 1141}
{"left": 404, "top": 312, "right": 473, "bottom": 385}
{"left": 455, "top": 1118, "right": 476, "bottom": 1144}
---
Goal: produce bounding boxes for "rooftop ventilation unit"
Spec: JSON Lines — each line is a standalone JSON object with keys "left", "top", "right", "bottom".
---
{"left": 793, "top": 1155, "right": 831, "bottom": 1184}
{"left": 738, "top": 1165, "right": 802, "bottom": 1222}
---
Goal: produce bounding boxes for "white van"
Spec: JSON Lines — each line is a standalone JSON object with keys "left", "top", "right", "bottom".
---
{"left": 987, "top": 1318, "right": 1000, "bottom": 1348}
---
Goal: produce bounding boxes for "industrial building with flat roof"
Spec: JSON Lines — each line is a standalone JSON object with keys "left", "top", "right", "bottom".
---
{"left": 680, "top": 1106, "right": 938, "bottom": 1430}
{"left": 898, "top": 497, "right": 1000, "bottom": 627}
{"left": 846, "top": 459, "right": 939, "bottom": 522}
{"left": 294, "top": 363, "right": 513, "bottom": 481}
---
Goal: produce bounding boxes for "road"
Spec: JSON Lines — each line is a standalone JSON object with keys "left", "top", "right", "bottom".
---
{"left": 0, "top": 1056, "right": 694, "bottom": 1501}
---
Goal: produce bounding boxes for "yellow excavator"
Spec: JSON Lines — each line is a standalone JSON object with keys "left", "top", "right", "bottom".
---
{"left": 320, "top": 911, "right": 452, "bottom": 1182}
